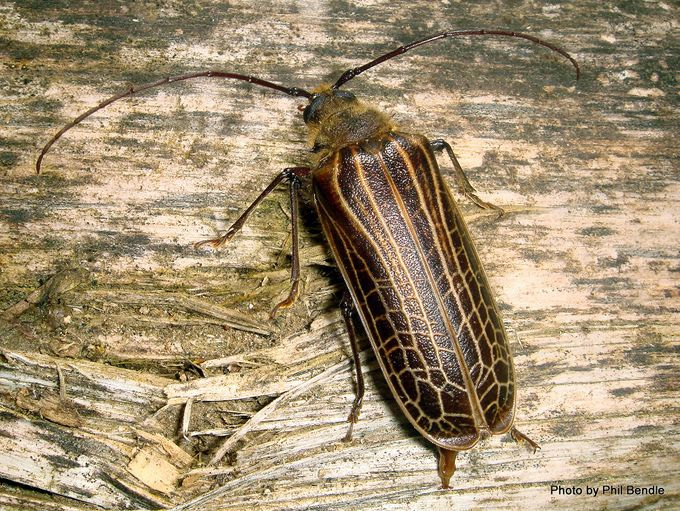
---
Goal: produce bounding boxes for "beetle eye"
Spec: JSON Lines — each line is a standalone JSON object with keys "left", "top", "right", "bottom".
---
{"left": 310, "top": 143, "right": 324, "bottom": 153}
{"left": 303, "top": 91, "right": 357, "bottom": 124}
{"left": 335, "top": 90, "right": 356, "bottom": 101}
{"left": 303, "top": 94, "right": 324, "bottom": 124}
{"left": 302, "top": 104, "right": 314, "bottom": 124}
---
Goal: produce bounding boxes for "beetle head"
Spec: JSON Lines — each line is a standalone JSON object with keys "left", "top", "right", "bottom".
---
{"left": 302, "top": 86, "right": 394, "bottom": 163}
{"left": 303, "top": 88, "right": 358, "bottom": 125}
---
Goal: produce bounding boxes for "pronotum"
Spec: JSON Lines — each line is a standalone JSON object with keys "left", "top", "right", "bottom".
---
{"left": 37, "top": 30, "right": 579, "bottom": 488}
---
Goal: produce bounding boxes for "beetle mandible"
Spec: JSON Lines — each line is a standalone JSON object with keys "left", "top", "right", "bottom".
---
{"left": 36, "top": 29, "right": 579, "bottom": 488}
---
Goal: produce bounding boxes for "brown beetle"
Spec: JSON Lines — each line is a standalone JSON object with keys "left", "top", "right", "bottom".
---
{"left": 37, "top": 30, "right": 579, "bottom": 487}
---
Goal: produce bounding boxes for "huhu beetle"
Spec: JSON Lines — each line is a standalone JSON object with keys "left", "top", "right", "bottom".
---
{"left": 37, "top": 29, "right": 579, "bottom": 488}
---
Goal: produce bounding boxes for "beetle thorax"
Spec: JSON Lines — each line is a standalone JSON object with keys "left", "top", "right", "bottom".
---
{"left": 304, "top": 87, "right": 394, "bottom": 164}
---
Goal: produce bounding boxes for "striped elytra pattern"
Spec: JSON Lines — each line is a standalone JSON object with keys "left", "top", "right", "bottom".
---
{"left": 313, "top": 132, "right": 515, "bottom": 450}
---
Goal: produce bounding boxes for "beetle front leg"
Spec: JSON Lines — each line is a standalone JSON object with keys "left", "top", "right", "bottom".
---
{"left": 195, "top": 166, "right": 310, "bottom": 318}
{"left": 430, "top": 139, "right": 505, "bottom": 215}
{"left": 195, "top": 166, "right": 310, "bottom": 248}
{"left": 340, "top": 292, "right": 365, "bottom": 443}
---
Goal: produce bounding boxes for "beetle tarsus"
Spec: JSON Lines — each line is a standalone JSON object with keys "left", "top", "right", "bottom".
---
{"left": 466, "top": 193, "right": 506, "bottom": 217}
{"left": 510, "top": 427, "right": 540, "bottom": 453}
{"left": 269, "top": 279, "right": 301, "bottom": 319}
{"left": 438, "top": 448, "right": 458, "bottom": 489}
{"left": 342, "top": 420, "right": 355, "bottom": 443}
{"left": 194, "top": 228, "right": 237, "bottom": 249}
{"left": 343, "top": 394, "right": 363, "bottom": 442}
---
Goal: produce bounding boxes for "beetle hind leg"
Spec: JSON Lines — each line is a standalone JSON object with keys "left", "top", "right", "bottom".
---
{"left": 510, "top": 427, "right": 540, "bottom": 453}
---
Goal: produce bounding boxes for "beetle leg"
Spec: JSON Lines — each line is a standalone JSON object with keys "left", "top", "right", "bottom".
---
{"left": 438, "top": 447, "right": 458, "bottom": 489}
{"left": 430, "top": 138, "right": 505, "bottom": 216}
{"left": 194, "top": 166, "right": 310, "bottom": 317}
{"left": 270, "top": 169, "right": 308, "bottom": 318}
{"left": 195, "top": 166, "right": 310, "bottom": 249}
{"left": 510, "top": 427, "right": 540, "bottom": 453}
{"left": 340, "top": 292, "right": 365, "bottom": 442}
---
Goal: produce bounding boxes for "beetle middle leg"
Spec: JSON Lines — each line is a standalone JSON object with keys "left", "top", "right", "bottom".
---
{"left": 430, "top": 139, "right": 505, "bottom": 215}
{"left": 195, "top": 166, "right": 310, "bottom": 317}
{"left": 340, "top": 292, "right": 365, "bottom": 443}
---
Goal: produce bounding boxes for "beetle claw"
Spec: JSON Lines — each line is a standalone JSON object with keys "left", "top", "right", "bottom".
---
{"left": 342, "top": 421, "right": 355, "bottom": 443}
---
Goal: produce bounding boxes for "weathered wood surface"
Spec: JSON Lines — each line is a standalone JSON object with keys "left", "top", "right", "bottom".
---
{"left": 1, "top": 1, "right": 678, "bottom": 510}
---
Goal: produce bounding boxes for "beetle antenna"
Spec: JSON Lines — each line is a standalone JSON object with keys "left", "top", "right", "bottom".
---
{"left": 332, "top": 29, "right": 580, "bottom": 90}
{"left": 36, "top": 71, "right": 311, "bottom": 174}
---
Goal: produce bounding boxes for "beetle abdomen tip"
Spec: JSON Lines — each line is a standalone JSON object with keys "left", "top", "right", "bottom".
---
{"left": 438, "top": 447, "right": 458, "bottom": 489}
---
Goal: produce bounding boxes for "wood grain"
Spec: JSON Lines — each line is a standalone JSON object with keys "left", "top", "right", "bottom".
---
{"left": 1, "top": 1, "right": 678, "bottom": 509}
